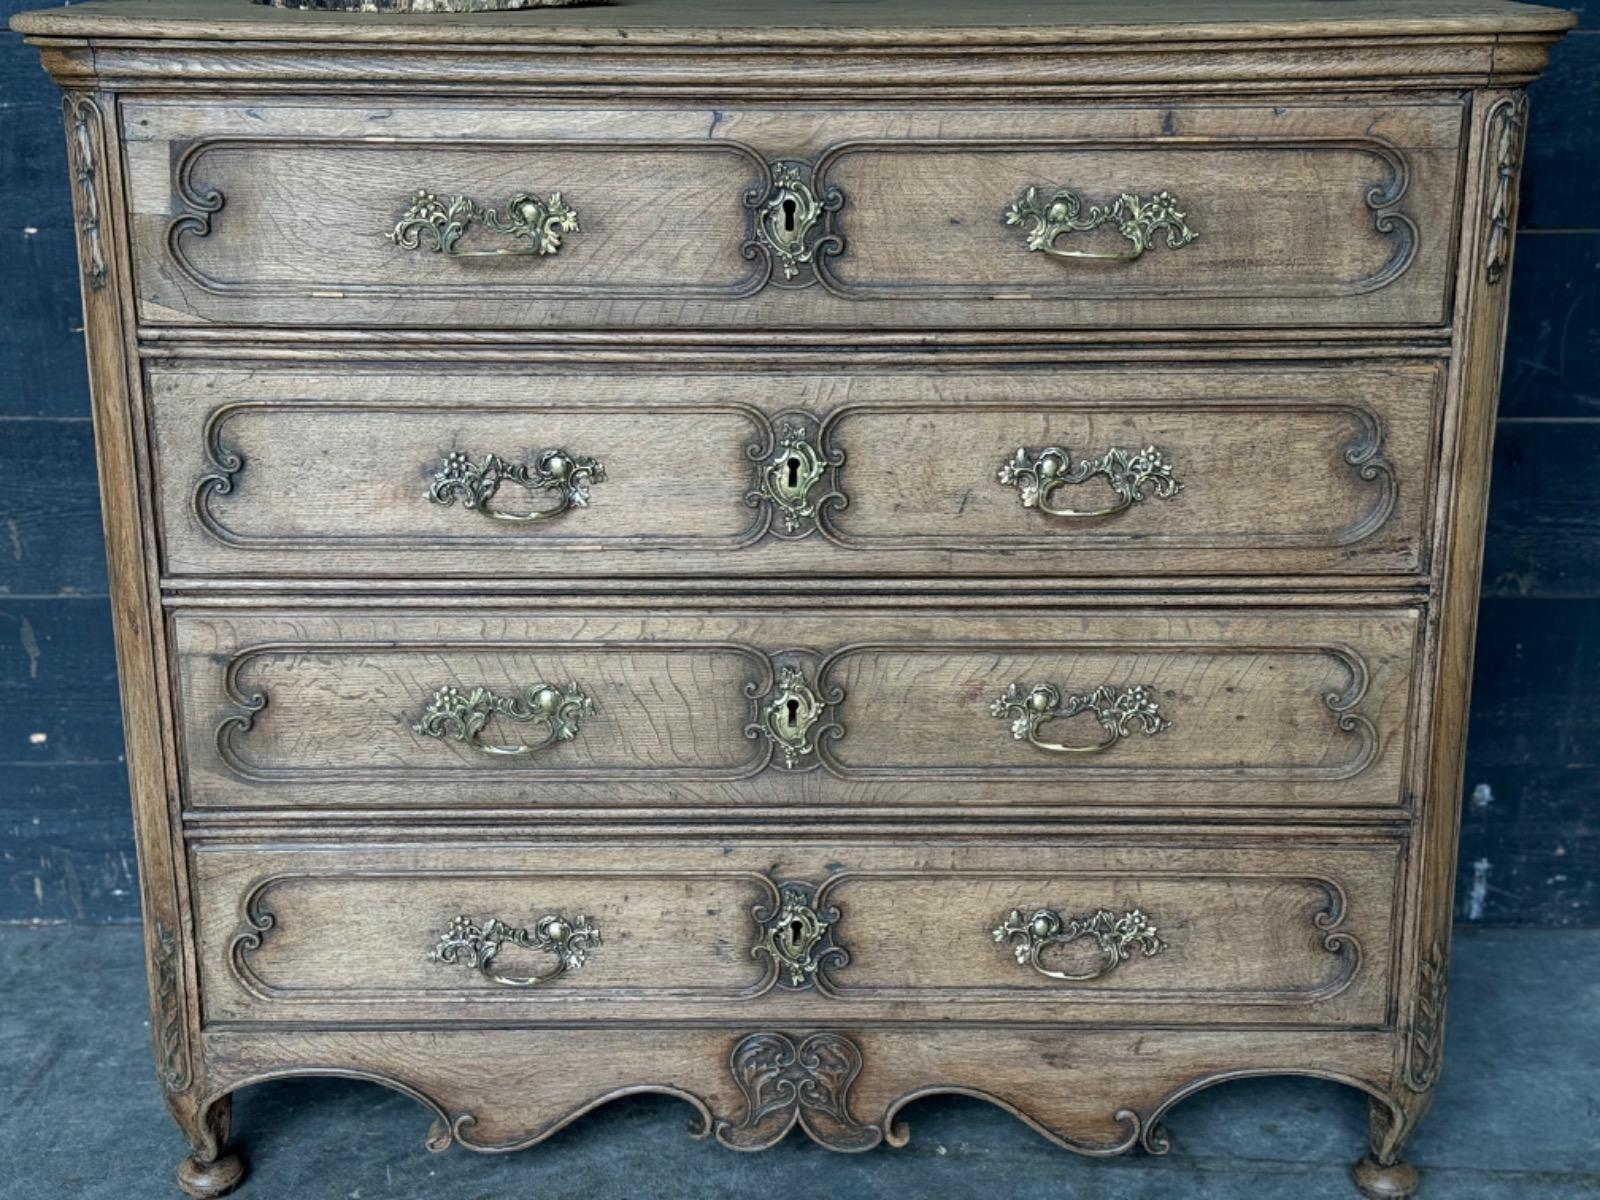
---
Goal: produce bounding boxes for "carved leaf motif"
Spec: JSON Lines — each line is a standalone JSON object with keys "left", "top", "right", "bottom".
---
{"left": 716, "top": 1032, "right": 883, "bottom": 1152}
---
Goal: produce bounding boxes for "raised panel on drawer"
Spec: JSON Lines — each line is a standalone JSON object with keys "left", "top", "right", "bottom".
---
{"left": 193, "top": 837, "right": 1400, "bottom": 1028}
{"left": 150, "top": 361, "right": 1440, "bottom": 580}
{"left": 173, "top": 607, "right": 1420, "bottom": 816}
{"left": 124, "top": 98, "right": 1461, "bottom": 330}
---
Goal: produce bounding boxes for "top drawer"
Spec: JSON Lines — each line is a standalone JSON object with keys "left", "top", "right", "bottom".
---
{"left": 124, "top": 98, "right": 1464, "bottom": 332}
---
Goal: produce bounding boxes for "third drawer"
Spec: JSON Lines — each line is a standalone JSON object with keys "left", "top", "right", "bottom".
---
{"left": 175, "top": 605, "right": 1422, "bottom": 817}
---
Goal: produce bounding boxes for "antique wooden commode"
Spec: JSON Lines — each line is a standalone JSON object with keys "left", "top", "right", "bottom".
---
{"left": 13, "top": 1, "right": 1573, "bottom": 1195}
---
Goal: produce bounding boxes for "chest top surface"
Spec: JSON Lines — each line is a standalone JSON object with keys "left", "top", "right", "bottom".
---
{"left": 10, "top": 0, "right": 1577, "bottom": 43}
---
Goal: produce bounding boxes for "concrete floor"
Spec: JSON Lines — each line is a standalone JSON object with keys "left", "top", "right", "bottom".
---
{"left": 0, "top": 927, "right": 1595, "bottom": 1200}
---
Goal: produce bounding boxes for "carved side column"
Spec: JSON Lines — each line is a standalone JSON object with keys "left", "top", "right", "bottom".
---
{"left": 1357, "top": 86, "right": 1531, "bottom": 1200}
{"left": 59, "top": 90, "right": 244, "bottom": 1198}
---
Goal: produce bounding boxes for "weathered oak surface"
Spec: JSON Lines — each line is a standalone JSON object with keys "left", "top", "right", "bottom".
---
{"left": 4, "top": 1, "right": 1581, "bottom": 1197}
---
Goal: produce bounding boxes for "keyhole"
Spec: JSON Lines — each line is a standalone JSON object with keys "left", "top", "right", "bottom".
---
{"left": 786, "top": 698, "right": 801, "bottom": 728}
{"left": 782, "top": 197, "right": 798, "bottom": 233}
{"left": 790, "top": 919, "right": 806, "bottom": 942}
{"left": 785, "top": 455, "right": 801, "bottom": 490}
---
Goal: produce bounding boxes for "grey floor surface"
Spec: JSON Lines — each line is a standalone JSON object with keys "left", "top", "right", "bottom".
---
{"left": 0, "top": 926, "right": 1595, "bottom": 1200}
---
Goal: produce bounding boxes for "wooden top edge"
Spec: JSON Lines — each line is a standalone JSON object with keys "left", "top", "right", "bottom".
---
{"left": 9, "top": 0, "right": 1579, "bottom": 46}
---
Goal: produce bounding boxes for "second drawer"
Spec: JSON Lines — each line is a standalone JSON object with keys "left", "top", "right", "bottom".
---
{"left": 151, "top": 360, "right": 1442, "bottom": 581}
{"left": 175, "top": 606, "right": 1420, "bottom": 816}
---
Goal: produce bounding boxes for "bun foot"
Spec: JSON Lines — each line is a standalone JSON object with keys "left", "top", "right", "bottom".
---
{"left": 177, "top": 1150, "right": 246, "bottom": 1199}
{"left": 1353, "top": 1154, "right": 1419, "bottom": 1199}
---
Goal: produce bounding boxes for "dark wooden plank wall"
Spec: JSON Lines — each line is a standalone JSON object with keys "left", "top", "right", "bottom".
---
{"left": 0, "top": 0, "right": 1595, "bottom": 925}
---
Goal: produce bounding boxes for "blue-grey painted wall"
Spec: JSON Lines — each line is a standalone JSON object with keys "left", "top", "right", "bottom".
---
{"left": 0, "top": 0, "right": 1595, "bottom": 925}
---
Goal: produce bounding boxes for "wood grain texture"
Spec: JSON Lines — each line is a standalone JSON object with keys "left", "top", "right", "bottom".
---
{"left": 190, "top": 836, "right": 1397, "bottom": 1028}
{"left": 124, "top": 99, "right": 1462, "bottom": 331}
{"left": 170, "top": 607, "right": 1421, "bottom": 816}
{"left": 5, "top": 1, "right": 1574, "bottom": 1195}
{"left": 147, "top": 362, "right": 1440, "bottom": 581}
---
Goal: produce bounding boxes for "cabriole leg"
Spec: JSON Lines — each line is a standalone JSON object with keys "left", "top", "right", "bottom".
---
{"left": 173, "top": 1094, "right": 246, "bottom": 1199}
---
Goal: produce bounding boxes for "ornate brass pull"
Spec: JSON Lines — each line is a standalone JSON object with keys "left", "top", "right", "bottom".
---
{"left": 997, "top": 445, "right": 1181, "bottom": 519}
{"left": 994, "top": 907, "right": 1164, "bottom": 982}
{"left": 412, "top": 683, "right": 592, "bottom": 757}
{"left": 428, "top": 450, "right": 604, "bottom": 524}
{"left": 992, "top": 683, "right": 1169, "bottom": 755}
{"left": 432, "top": 913, "right": 600, "bottom": 988}
{"left": 1004, "top": 187, "right": 1197, "bottom": 262}
{"left": 390, "top": 189, "right": 579, "bottom": 258}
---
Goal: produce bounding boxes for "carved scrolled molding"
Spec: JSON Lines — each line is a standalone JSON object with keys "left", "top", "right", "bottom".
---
{"left": 214, "top": 659, "right": 268, "bottom": 777}
{"left": 1321, "top": 643, "right": 1382, "bottom": 782}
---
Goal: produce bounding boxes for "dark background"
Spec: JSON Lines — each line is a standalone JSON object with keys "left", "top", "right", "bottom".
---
{"left": 1, "top": 0, "right": 1595, "bottom": 928}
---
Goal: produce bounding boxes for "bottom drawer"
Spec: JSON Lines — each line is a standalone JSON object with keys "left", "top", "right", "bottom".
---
{"left": 195, "top": 837, "right": 1401, "bottom": 1029}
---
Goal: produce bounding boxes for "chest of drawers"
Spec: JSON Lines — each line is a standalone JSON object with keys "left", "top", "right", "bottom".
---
{"left": 14, "top": 1, "right": 1574, "bottom": 1196}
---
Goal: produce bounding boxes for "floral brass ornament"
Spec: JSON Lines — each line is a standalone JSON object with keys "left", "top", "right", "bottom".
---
{"left": 428, "top": 449, "right": 604, "bottom": 524}
{"left": 390, "top": 189, "right": 579, "bottom": 258}
{"left": 994, "top": 907, "right": 1165, "bottom": 982}
{"left": 746, "top": 665, "right": 841, "bottom": 770}
{"left": 748, "top": 419, "right": 851, "bottom": 540}
{"left": 412, "top": 682, "right": 592, "bottom": 757}
{"left": 752, "top": 882, "right": 849, "bottom": 990}
{"left": 997, "top": 445, "right": 1182, "bottom": 520}
{"left": 1005, "top": 186, "right": 1198, "bottom": 262}
{"left": 715, "top": 1032, "right": 883, "bottom": 1152}
{"left": 431, "top": 913, "right": 600, "bottom": 989}
{"left": 744, "top": 160, "right": 845, "bottom": 287}
{"left": 992, "top": 682, "right": 1169, "bottom": 755}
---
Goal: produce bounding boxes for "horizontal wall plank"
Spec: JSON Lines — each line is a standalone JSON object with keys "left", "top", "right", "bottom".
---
{"left": 1482, "top": 419, "right": 1600, "bottom": 598}
{"left": 0, "top": 417, "right": 108, "bottom": 596}
{"left": 0, "top": 598, "right": 124, "bottom": 767}
{"left": 1467, "top": 597, "right": 1600, "bottom": 770}
{"left": 1501, "top": 231, "right": 1600, "bottom": 421}
{"left": 1458, "top": 598, "right": 1600, "bottom": 925}
{"left": 1456, "top": 767, "right": 1599, "bottom": 927}
{"left": 1, "top": 1, "right": 90, "bottom": 421}
{"left": 0, "top": 761, "right": 137, "bottom": 925}
{"left": 1522, "top": 31, "right": 1600, "bottom": 231}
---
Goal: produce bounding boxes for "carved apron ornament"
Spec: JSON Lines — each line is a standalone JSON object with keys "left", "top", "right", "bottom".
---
{"left": 715, "top": 1032, "right": 883, "bottom": 1152}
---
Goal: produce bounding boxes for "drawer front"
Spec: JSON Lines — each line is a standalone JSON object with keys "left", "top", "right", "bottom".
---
{"left": 174, "top": 607, "right": 1419, "bottom": 816}
{"left": 152, "top": 362, "right": 1440, "bottom": 580}
{"left": 126, "top": 99, "right": 1462, "bottom": 330}
{"left": 194, "top": 838, "right": 1400, "bottom": 1028}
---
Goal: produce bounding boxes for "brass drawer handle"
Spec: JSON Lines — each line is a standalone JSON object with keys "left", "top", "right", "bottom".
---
{"left": 997, "top": 445, "right": 1181, "bottom": 519}
{"left": 412, "top": 683, "right": 593, "bottom": 757}
{"left": 429, "top": 450, "right": 605, "bottom": 524}
{"left": 432, "top": 913, "right": 600, "bottom": 988}
{"left": 390, "top": 189, "right": 579, "bottom": 258}
{"left": 1004, "top": 187, "right": 1197, "bottom": 262}
{"left": 994, "top": 907, "right": 1164, "bottom": 982}
{"left": 992, "top": 683, "right": 1169, "bottom": 755}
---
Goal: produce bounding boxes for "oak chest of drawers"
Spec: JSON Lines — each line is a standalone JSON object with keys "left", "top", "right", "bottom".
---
{"left": 14, "top": 1, "right": 1574, "bottom": 1195}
